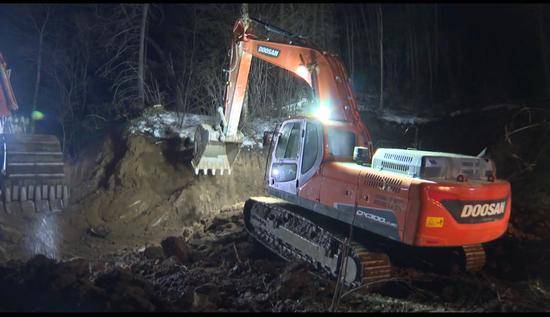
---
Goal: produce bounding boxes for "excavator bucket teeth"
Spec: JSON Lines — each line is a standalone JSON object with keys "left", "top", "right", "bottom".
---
{"left": 0, "top": 134, "right": 69, "bottom": 213}
{"left": 191, "top": 124, "right": 243, "bottom": 176}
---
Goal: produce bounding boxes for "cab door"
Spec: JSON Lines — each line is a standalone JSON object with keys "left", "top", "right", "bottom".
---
{"left": 268, "top": 119, "right": 304, "bottom": 195}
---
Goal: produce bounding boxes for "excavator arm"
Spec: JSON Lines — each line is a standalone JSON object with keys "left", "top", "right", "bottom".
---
{"left": 0, "top": 53, "right": 19, "bottom": 117}
{"left": 192, "top": 17, "right": 373, "bottom": 175}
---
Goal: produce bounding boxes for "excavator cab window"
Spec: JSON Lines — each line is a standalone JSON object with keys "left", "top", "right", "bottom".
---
{"left": 275, "top": 122, "right": 302, "bottom": 160}
{"left": 327, "top": 127, "right": 356, "bottom": 158}
{"left": 301, "top": 122, "right": 319, "bottom": 173}
{"left": 270, "top": 120, "right": 304, "bottom": 194}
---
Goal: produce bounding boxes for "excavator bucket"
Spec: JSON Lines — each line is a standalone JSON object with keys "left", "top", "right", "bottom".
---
{"left": 191, "top": 123, "right": 243, "bottom": 175}
{"left": 1, "top": 134, "right": 69, "bottom": 213}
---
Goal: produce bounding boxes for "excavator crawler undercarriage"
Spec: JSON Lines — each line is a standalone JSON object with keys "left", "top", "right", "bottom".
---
{"left": 244, "top": 197, "right": 392, "bottom": 287}
{"left": 244, "top": 197, "right": 488, "bottom": 290}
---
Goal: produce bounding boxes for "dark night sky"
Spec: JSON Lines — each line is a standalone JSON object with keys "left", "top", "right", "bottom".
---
{"left": 0, "top": 4, "right": 547, "bottom": 118}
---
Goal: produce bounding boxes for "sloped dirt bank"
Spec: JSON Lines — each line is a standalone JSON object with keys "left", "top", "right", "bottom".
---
{"left": 61, "top": 130, "right": 267, "bottom": 260}
{"left": 0, "top": 128, "right": 267, "bottom": 262}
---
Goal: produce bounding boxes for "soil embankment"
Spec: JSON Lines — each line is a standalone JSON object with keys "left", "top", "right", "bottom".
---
{"left": 0, "top": 128, "right": 266, "bottom": 262}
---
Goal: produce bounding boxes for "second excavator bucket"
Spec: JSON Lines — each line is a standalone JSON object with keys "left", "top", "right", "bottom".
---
{"left": 192, "top": 123, "right": 243, "bottom": 175}
{"left": 1, "top": 134, "right": 69, "bottom": 213}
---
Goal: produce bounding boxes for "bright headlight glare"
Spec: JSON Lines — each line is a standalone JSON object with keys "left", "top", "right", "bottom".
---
{"left": 313, "top": 103, "right": 331, "bottom": 121}
{"left": 296, "top": 65, "right": 309, "bottom": 80}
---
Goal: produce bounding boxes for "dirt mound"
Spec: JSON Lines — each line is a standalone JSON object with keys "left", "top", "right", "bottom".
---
{"left": 0, "top": 127, "right": 266, "bottom": 262}
{"left": 59, "top": 130, "right": 266, "bottom": 259}
{"left": 69, "top": 133, "right": 194, "bottom": 224}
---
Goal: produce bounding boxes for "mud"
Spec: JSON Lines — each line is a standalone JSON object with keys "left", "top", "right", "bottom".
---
{"left": 1, "top": 204, "right": 548, "bottom": 312}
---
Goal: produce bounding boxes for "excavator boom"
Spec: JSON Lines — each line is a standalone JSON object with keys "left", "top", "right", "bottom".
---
{"left": 192, "top": 17, "right": 373, "bottom": 175}
{"left": 0, "top": 53, "right": 18, "bottom": 117}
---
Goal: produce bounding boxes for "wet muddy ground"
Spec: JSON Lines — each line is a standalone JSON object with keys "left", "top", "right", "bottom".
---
{"left": 0, "top": 203, "right": 549, "bottom": 312}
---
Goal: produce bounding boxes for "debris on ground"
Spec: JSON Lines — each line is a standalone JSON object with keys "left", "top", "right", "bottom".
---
{"left": 88, "top": 225, "right": 111, "bottom": 239}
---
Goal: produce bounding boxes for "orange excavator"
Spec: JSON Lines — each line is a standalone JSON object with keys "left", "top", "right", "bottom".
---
{"left": 0, "top": 53, "right": 69, "bottom": 213}
{"left": 192, "top": 16, "right": 511, "bottom": 286}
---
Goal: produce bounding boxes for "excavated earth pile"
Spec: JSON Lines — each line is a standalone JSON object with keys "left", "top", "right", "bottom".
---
{"left": 62, "top": 130, "right": 267, "bottom": 259}
{"left": 0, "top": 127, "right": 266, "bottom": 261}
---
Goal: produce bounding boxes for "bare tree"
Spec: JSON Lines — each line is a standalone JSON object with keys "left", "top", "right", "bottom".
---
{"left": 96, "top": 4, "right": 148, "bottom": 115}
{"left": 138, "top": 4, "right": 150, "bottom": 104}
{"left": 41, "top": 6, "right": 97, "bottom": 154}
{"left": 378, "top": 4, "right": 384, "bottom": 110}
{"left": 537, "top": 4, "right": 550, "bottom": 96}
{"left": 29, "top": 6, "right": 51, "bottom": 132}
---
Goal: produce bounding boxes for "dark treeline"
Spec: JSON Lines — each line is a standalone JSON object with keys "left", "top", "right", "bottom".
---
{"left": 0, "top": 3, "right": 548, "bottom": 155}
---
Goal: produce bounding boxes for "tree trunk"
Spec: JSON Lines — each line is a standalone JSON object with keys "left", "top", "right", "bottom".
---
{"left": 31, "top": 9, "right": 50, "bottom": 134}
{"left": 32, "top": 31, "right": 44, "bottom": 115}
{"left": 359, "top": 6, "right": 374, "bottom": 66}
{"left": 434, "top": 4, "right": 439, "bottom": 84}
{"left": 378, "top": 4, "right": 384, "bottom": 111}
{"left": 537, "top": 4, "right": 550, "bottom": 96}
{"left": 138, "top": 3, "right": 149, "bottom": 107}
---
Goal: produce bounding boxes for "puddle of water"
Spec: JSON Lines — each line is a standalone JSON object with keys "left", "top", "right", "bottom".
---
{"left": 24, "top": 213, "right": 61, "bottom": 259}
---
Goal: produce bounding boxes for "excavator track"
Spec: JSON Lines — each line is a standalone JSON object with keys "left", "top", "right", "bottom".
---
{"left": 0, "top": 134, "right": 69, "bottom": 213}
{"left": 462, "top": 244, "right": 486, "bottom": 272}
{"left": 243, "top": 197, "right": 392, "bottom": 288}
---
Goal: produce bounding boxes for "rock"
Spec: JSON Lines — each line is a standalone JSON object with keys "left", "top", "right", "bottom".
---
{"left": 26, "top": 254, "right": 57, "bottom": 271}
{"left": 94, "top": 268, "right": 160, "bottom": 311}
{"left": 42, "top": 257, "right": 91, "bottom": 291}
{"left": 276, "top": 262, "right": 314, "bottom": 300}
{"left": 253, "top": 259, "right": 278, "bottom": 275}
{"left": 161, "top": 236, "right": 192, "bottom": 264}
{"left": 143, "top": 246, "right": 164, "bottom": 260}
{"left": 62, "top": 257, "right": 91, "bottom": 277}
{"left": 235, "top": 241, "right": 254, "bottom": 259}
{"left": 92, "top": 262, "right": 106, "bottom": 274}
{"left": 88, "top": 225, "right": 111, "bottom": 238}
{"left": 192, "top": 283, "right": 220, "bottom": 311}
{"left": 160, "top": 255, "right": 179, "bottom": 267}
{"left": 21, "top": 254, "right": 58, "bottom": 290}
{"left": 206, "top": 217, "right": 229, "bottom": 231}
{"left": 181, "top": 228, "right": 193, "bottom": 239}
{"left": 0, "top": 224, "right": 23, "bottom": 244}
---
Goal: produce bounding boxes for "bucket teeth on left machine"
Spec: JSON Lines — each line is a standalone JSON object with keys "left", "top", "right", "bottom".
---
{"left": 1, "top": 183, "right": 69, "bottom": 214}
{"left": 194, "top": 168, "right": 231, "bottom": 176}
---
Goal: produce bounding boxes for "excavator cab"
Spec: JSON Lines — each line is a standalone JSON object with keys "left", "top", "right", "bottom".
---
{"left": 268, "top": 118, "right": 324, "bottom": 195}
